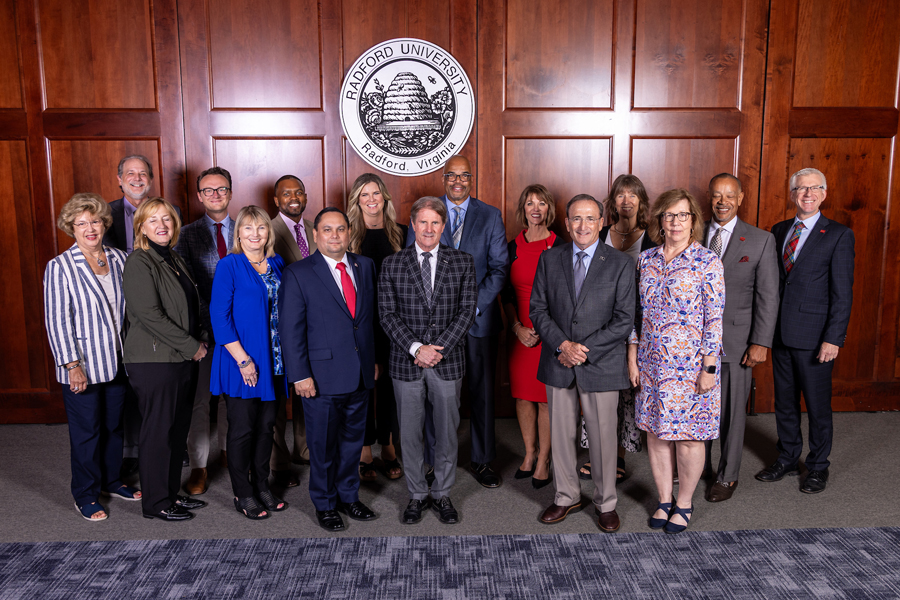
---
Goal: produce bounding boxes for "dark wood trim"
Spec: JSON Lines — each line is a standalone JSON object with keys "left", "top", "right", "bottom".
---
{"left": 789, "top": 108, "right": 900, "bottom": 138}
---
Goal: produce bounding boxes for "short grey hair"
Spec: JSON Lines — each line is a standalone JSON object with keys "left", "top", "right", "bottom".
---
{"left": 117, "top": 155, "right": 154, "bottom": 179}
{"left": 789, "top": 168, "right": 827, "bottom": 192}
{"left": 410, "top": 196, "right": 448, "bottom": 225}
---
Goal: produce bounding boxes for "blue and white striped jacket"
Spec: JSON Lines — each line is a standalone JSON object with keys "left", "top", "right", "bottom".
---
{"left": 43, "top": 244, "right": 127, "bottom": 385}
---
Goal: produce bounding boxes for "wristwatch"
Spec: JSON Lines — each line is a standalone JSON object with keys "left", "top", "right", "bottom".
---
{"left": 703, "top": 364, "right": 716, "bottom": 374}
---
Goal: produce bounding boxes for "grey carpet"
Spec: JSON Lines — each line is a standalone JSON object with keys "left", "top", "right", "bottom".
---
{"left": 1, "top": 528, "right": 899, "bottom": 599}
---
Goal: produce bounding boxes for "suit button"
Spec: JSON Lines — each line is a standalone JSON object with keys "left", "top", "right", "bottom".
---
{"left": 354, "top": 326, "right": 358, "bottom": 330}
{"left": 355, "top": 347, "right": 358, "bottom": 352}
{"left": 573, "top": 321, "right": 577, "bottom": 325}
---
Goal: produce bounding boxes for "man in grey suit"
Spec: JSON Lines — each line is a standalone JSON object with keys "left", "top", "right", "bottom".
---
{"left": 530, "top": 194, "right": 635, "bottom": 533}
{"left": 174, "top": 166, "right": 235, "bottom": 495}
{"left": 268, "top": 174, "right": 318, "bottom": 488}
{"left": 702, "top": 173, "right": 779, "bottom": 502}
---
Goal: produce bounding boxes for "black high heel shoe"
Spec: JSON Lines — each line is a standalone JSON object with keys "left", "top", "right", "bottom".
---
{"left": 234, "top": 496, "right": 269, "bottom": 520}
{"left": 532, "top": 459, "right": 552, "bottom": 489}
{"left": 514, "top": 463, "right": 535, "bottom": 479}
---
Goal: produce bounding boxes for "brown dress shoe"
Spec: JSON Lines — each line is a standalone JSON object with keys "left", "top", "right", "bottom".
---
{"left": 596, "top": 509, "right": 620, "bottom": 533}
{"left": 185, "top": 468, "right": 208, "bottom": 495}
{"left": 539, "top": 501, "right": 584, "bottom": 524}
{"left": 706, "top": 480, "right": 738, "bottom": 502}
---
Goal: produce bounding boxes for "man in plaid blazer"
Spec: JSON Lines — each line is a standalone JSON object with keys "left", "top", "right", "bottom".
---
{"left": 756, "top": 168, "right": 855, "bottom": 495}
{"left": 174, "top": 166, "right": 234, "bottom": 495}
{"left": 380, "top": 197, "right": 477, "bottom": 525}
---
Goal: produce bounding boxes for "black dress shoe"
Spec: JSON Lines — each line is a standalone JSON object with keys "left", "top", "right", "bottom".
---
{"left": 315, "top": 509, "right": 346, "bottom": 532}
{"left": 800, "top": 469, "right": 829, "bottom": 494}
{"left": 755, "top": 461, "right": 799, "bottom": 482}
{"left": 402, "top": 498, "right": 431, "bottom": 524}
{"left": 143, "top": 505, "right": 194, "bottom": 521}
{"left": 431, "top": 496, "right": 459, "bottom": 524}
{"left": 337, "top": 501, "right": 376, "bottom": 521}
{"left": 424, "top": 466, "right": 435, "bottom": 488}
{"left": 470, "top": 463, "right": 501, "bottom": 488}
{"left": 175, "top": 495, "right": 207, "bottom": 510}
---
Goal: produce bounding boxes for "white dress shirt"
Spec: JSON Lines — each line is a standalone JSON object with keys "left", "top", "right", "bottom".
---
{"left": 320, "top": 253, "right": 356, "bottom": 300}
{"left": 409, "top": 243, "right": 439, "bottom": 356}
{"left": 707, "top": 217, "right": 738, "bottom": 257}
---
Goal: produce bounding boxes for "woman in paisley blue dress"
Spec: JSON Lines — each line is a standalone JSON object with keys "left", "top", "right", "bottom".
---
{"left": 210, "top": 205, "right": 288, "bottom": 520}
{"left": 628, "top": 188, "right": 725, "bottom": 534}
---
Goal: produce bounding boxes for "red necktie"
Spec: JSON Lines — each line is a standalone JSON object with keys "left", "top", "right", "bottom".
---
{"left": 336, "top": 263, "right": 356, "bottom": 318}
{"left": 782, "top": 221, "right": 805, "bottom": 273}
{"left": 215, "top": 223, "right": 227, "bottom": 259}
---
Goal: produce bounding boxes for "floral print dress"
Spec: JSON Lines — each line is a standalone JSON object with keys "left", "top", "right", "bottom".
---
{"left": 259, "top": 265, "right": 283, "bottom": 376}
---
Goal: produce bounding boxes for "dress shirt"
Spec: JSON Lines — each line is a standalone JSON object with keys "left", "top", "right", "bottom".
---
{"left": 204, "top": 213, "right": 233, "bottom": 247}
{"left": 409, "top": 242, "right": 440, "bottom": 357}
{"left": 572, "top": 238, "right": 601, "bottom": 270}
{"left": 123, "top": 199, "right": 137, "bottom": 254}
{"left": 444, "top": 196, "right": 470, "bottom": 238}
{"left": 707, "top": 217, "right": 738, "bottom": 256}
{"left": 320, "top": 253, "right": 356, "bottom": 301}
{"left": 782, "top": 212, "right": 821, "bottom": 258}
{"left": 278, "top": 211, "right": 310, "bottom": 250}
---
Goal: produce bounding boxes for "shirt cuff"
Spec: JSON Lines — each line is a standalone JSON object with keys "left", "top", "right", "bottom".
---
{"left": 409, "top": 342, "right": 423, "bottom": 357}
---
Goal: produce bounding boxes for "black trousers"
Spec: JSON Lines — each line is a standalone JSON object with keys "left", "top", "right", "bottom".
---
{"left": 225, "top": 383, "right": 280, "bottom": 499}
{"left": 128, "top": 361, "right": 197, "bottom": 515}
{"left": 364, "top": 373, "right": 399, "bottom": 447}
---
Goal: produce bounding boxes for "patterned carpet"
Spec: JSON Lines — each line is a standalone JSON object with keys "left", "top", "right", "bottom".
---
{"left": 1, "top": 527, "right": 898, "bottom": 599}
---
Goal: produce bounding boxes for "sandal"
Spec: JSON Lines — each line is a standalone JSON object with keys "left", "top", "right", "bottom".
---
{"left": 234, "top": 496, "right": 269, "bottom": 520}
{"left": 104, "top": 484, "right": 142, "bottom": 501}
{"left": 664, "top": 505, "right": 693, "bottom": 534}
{"left": 648, "top": 498, "right": 675, "bottom": 529}
{"left": 616, "top": 456, "right": 628, "bottom": 484}
{"left": 359, "top": 461, "right": 378, "bottom": 482}
{"left": 75, "top": 502, "right": 108, "bottom": 521}
{"left": 578, "top": 462, "right": 592, "bottom": 481}
{"left": 257, "top": 490, "right": 288, "bottom": 512}
{"left": 381, "top": 458, "right": 403, "bottom": 480}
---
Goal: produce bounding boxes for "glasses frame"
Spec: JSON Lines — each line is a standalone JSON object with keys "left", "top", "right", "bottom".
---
{"left": 200, "top": 186, "right": 231, "bottom": 197}
{"left": 442, "top": 173, "right": 472, "bottom": 183}
{"left": 790, "top": 185, "right": 826, "bottom": 194}
{"left": 662, "top": 212, "right": 692, "bottom": 223}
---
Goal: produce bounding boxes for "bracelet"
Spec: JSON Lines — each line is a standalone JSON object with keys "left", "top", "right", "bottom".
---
{"left": 512, "top": 321, "right": 522, "bottom": 332}
{"left": 237, "top": 357, "right": 254, "bottom": 369}
{"left": 65, "top": 361, "right": 81, "bottom": 371}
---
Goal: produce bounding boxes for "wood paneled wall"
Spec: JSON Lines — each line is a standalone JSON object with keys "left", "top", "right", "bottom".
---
{"left": 3, "top": 0, "right": 899, "bottom": 422}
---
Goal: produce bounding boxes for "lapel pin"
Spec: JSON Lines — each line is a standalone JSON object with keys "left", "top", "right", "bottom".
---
{"left": 820, "top": 229, "right": 826, "bottom": 233}
{"left": 739, "top": 237, "right": 745, "bottom": 241}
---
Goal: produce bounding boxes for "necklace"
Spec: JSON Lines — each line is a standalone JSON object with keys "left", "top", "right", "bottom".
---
{"left": 612, "top": 224, "right": 639, "bottom": 236}
{"left": 162, "top": 261, "right": 180, "bottom": 277}
{"left": 247, "top": 255, "right": 266, "bottom": 266}
{"left": 83, "top": 249, "right": 106, "bottom": 267}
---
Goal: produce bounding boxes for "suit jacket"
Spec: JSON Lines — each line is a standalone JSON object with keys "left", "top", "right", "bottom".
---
{"left": 43, "top": 244, "right": 127, "bottom": 385}
{"left": 278, "top": 251, "right": 376, "bottom": 396}
{"left": 378, "top": 244, "right": 477, "bottom": 382}
{"left": 173, "top": 216, "right": 234, "bottom": 304}
{"left": 703, "top": 218, "right": 779, "bottom": 363}
{"left": 529, "top": 241, "right": 635, "bottom": 392}
{"left": 271, "top": 213, "right": 317, "bottom": 266}
{"left": 405, "top": 196, "right": 508, "bottom": 337}
{"left": 103, "top": 197, "right": 182, "bottom": 253}
{"left": 772, "top": 214, "right": 855, "bottom": 350}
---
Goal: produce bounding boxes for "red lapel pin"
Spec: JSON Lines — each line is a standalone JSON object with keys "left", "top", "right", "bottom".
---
{"left": 820, "top": 229, "right": 826, "bottom": 233}
{"left": 739, "top": 237, "right": 745, "bottom": 241}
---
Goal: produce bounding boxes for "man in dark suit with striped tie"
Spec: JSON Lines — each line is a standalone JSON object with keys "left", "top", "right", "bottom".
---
{"left": 381, "top": 197, "right": 477, "bottom": 525}
{"left": 756, "top": 168, "right": 855, "bottom": 494}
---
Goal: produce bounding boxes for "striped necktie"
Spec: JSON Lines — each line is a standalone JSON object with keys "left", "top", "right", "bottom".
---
{"left": 452, "top": 206, "right": 464, "bottom": 249}
{"left": 782, "top": 222, "right": 805, "bottom": 273}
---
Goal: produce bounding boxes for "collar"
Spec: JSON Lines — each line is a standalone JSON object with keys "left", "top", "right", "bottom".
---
{"left": 415, "top": 242, "right": 440, "bottom": 258}
{"left": 123, "top": 198, "right": 138, "bottom": 217}
{"left": 204, "top": 213, "right": 232, "bottom": 227}
{"left": 321, "top": 252, "right": 350, "bottom": 272}
{"left": 445, "top": 196, "right": 470, "bottom": 215}
{"left": 279, "top": 211, "right": 305, "bottom": 232}
{"left": 793, "top": 212, "right": 821, "bottom": 230}
{"left": 710, "top": 217, "right": 738, "bottom": 234}
{"left": 573, "top": 238, "right": 601, "bottom": 260}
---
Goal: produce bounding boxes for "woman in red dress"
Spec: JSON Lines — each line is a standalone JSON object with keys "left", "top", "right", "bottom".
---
{"left": 502, "top": 184, "right": 564, "bottom": 489}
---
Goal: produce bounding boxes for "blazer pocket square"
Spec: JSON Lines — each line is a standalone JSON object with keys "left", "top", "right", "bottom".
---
{"left": 739, "top": 256, "right": 749, "bottom": 262}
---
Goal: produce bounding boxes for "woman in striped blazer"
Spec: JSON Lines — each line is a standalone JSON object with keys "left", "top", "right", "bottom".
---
{"left": 43, "top": 193, "right": 142, "bottom": 522}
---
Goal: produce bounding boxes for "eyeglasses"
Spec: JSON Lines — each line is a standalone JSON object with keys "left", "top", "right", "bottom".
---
{"left": 200, "top": 186, "right": 231, "bottom": 197}
{"left": 568, "top": 216, "right": 599, "bottom": 225}
{"left": 662, "top": 212, "right": 692, "bottom": 222}
{"left": 73, "top": 219, "right": 103, "bottom": 229}
{"left": 790, "top": 185, "right": 826, "bottom": 194}
{"left": 442, "top": 173, "right": 472, "bottom": 183}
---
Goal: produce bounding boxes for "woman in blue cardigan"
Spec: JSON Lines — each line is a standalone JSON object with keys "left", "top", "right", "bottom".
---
{"left": 210, "top": 205, "right": 288, "bottom": 520}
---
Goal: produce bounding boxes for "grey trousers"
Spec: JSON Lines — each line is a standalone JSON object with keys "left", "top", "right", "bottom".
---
{"left": 187, "top": 351, "right": 227, "bottom": 469}
{"left": 705, "top": 361, "right": 753, "bottom": 482}
{"left": 548, "top": 384, "right": 618, "bottom": 513}
{"left": 394, "top": 370, "right": 462, "bottom": 501}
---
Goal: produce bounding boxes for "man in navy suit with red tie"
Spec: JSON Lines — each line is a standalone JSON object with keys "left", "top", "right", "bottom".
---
{"left": 756, "top": 168, "right": 855, "bottom": 494}
{"left": 278, "top": 207, "right": 377, "bottom": 532}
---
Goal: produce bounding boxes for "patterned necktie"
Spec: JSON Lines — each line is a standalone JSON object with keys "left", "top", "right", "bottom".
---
{"left": 294, "top": 222, "right": 310, "bottom": 258}
{"left": 215, "top": 223, "right": 227, "bottom": 259}
{"left": 421, "top": 251, "right": 433, "bottom": 304}
{"left": 452, "top": 206, "right": 464, "bottom": 249}
{"left": 574, "top": 251, "right": 587, "bottom": 300}
{"left": 335, "top": 263, "right": 356, "bottom": 318}
{"left": 782, "top": 221, "right": 805, "bottom": 273}
{"left": 709, "top": 227, "right": 724, "bottom": 257}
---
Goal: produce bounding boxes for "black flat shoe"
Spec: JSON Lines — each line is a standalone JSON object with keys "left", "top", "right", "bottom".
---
{"left": 234, "top": 497, "right": 269, "bottom": 520}
{"left": 143, "top": 505, "right": 194, "bottom": 521}
{"left": 402, "top": 498, "right": 430, "bottom": 524}
{"left": 175, "top": 495, "right": 207, "bottom": 510}
{"left": 337, "top": 500, "right": 376, "bottom": 521}
{"left": 316, "top": 509, "right": 345, "bottom": 532}
{"left": 257, "top": 490, "right": 288, "bottom": 511}
{"left": 431, "top": 496, "right": 459, "bottom": 524}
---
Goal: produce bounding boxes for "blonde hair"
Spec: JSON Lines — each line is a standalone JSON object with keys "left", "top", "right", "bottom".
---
{"left": 648, "top": 188, "right": 704, "bottom": 245}
{"left": 346, "top": 173, "right": 403, "bottom": 254}
{"left": 133, "top": 197, "right": 181, "bottom": 250}
{"left": 57, "top": 193, "right": 112, "bottom": 238}
{"left": 231, "top": 205, "right": 276, "bottom": 258}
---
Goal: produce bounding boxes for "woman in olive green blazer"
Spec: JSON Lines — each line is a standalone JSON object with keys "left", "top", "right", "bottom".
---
{"left": 123, "top": 197, "right": 209, "bottom": 522}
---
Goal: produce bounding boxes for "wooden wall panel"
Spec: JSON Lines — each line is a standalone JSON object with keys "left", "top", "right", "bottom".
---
{"left": 48, "top": 140, "right": 162, "bottom": 256}
{"left": 792, "top": 0, "right": 900, "bottom": 108}
{"left": 37, "top": 0, "right": 156, "bottom": 109}
{"left": 212, "top": 138, "right": 325, "bottom": 219}
{"left": 506, "top": 0, "right": 614, "bottom": 109}
{"left": 633, "top": 0, "right": 745, "bottom": 108}
{"left": 631, "top": 138, "right": 737, "bottom": 207}
{"left": 208, "top": 0, "right": 321, "bottom": 109}
{"left": 504, "top": 138, "right": 611, "bottom": 237}
{"left": 0, "top": 2, "right": 23, "bottom": 109}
